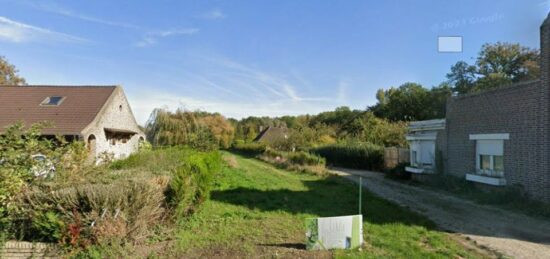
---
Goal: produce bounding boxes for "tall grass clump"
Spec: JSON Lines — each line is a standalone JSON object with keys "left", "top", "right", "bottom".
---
{"left": 109, "top": 147, "right": 191, "bottom": 174}
{"left": 310, "top": 142, "right": 384, "bottom": 171}
{"left": 287, "top": 151, "right": 326, "bottom": 166}
{"left": 18, "top": 179, "right": 167, "bottom": 245}
{"left": 258, "top": 150, "right": 327, "bottom": 175}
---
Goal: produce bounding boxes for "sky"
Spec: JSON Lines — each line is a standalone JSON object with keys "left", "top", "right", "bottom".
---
{"left": 0, "top": 0, "right": 548, "bottom": 125}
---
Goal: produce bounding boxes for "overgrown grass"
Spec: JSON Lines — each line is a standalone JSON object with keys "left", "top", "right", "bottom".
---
{"left": 419, "top": 174, "right": 550, "bottom": 219}
{"left": 8, "top": 147, "right": 222, "bottom": 258}
{"left": 258, "top": 149, "right": 327, "bottom": 175}
{"left": 172, "top": 152, "right": 489, "bottom": 258}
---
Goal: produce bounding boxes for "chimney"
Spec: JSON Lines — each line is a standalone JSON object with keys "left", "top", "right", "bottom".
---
{"left": 541, "top": 13, "right": 550, "bottom": 83}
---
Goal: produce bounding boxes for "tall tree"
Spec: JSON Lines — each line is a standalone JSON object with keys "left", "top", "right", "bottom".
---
{"left": 446, "top": 42, "right": 539, "bottom": 94}
{"left": 476, "top": 42, "right": 539, "bottom": 82}
{"left": 446, "top": 61, "right": 477, "bottom": 94}
{"left": 0, "top": 56, "right": 26, "bottom": 85}
{"left": 370, "top": 82, "right": 451, "bottom": 122}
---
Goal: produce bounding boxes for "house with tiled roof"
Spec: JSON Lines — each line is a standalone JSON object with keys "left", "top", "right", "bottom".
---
{"left": 0, "top": 85, "right": 145, "bottom": 161}
{"left": 253, "top": 126, "right": 289, "bottom": 144}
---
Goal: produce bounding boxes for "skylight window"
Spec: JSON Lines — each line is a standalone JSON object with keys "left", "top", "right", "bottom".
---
{"left": 41, "top": 96, "right": 65, "bottom": 106}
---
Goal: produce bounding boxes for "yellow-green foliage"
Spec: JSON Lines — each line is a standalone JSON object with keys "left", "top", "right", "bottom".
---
{"left": 146, "top": 109, "right": 234, "bottom": 149}
{"left": 0, "top": 122, "right": 88, "bottom": 233}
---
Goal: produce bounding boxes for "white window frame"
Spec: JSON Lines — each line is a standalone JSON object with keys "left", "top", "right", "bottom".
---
{"left": 466, "top": 133, "right": 508, "bottom": 186}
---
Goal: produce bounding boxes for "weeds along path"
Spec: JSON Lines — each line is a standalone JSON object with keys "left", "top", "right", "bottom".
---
{"left": 330, "top": 168, "right": 550, "bottom": 259}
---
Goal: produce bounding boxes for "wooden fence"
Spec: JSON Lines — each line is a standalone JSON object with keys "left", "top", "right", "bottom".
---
{"left": 384, "top": 147, "right": 409, "bottom": 169}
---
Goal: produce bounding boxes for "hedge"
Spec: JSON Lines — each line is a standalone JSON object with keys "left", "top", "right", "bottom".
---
{"left": 310, "top": 143, "right": 384, "bottom": 171}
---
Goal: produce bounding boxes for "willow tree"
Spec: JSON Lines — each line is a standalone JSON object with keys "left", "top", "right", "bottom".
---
{"left": 145, "top": 109, "right": 234, "bottom": 150}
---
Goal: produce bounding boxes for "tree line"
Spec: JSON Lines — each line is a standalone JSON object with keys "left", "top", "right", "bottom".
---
{"left": 1, "top": 41, "right": 540, "bottom": 149}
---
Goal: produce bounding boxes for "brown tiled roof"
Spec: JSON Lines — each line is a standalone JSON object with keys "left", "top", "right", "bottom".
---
{"left": 0, "top": 85, "right": 116, "bottom": 135}
{"left": 253, "top": 126, "right": 289, "bottom": 144}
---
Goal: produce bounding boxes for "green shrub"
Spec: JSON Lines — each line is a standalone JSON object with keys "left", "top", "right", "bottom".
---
{"left": 0, "top": 122, "right": 88, "bottom": 238}
{"left": 31, "top": 211, "right": 65, "bottom": 242}
{"left": 310, "top": 143, "right": 384, "bottom": 171}
{"left": 167, "top": 151, "right": 222, "bottom": 218}
{"left": 231, "top": 142, "right": 266, "bottom": 156}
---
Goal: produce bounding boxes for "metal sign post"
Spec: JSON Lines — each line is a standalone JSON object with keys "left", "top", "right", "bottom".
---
{"left": 358, "top": 176, "right": 362, "bottom": 215}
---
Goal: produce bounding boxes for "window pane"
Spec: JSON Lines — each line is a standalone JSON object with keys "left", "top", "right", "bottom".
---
{"left": 480, "top": 155, "right": 491, "bottom": 170}
{"left": 48, "top": 96, "right": 63, "bottom": 105}
{"left": 493, "top": 156, "right": 503, "bottom": 172}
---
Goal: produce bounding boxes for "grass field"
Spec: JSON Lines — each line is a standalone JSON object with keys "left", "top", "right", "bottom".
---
{"left": 165, "top": 152, "right": 490, "bottom": 258}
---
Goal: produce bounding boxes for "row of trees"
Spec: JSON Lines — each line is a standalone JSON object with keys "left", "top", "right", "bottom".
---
{"left": 145, "top": 106, "right": 408, "bottom": 150}
{"left": 369, "top": 42, "right": 540, "bottom": 122}
{"left": 1, "top": 41, "right": 540, "bottom": 150}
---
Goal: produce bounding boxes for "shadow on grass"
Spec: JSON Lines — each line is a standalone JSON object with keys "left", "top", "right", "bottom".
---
{"left": 259, "top": 243, "right": 306, "bottom": 249}
{"left": 211, "top": 175, "right": 436, "bottom": 229}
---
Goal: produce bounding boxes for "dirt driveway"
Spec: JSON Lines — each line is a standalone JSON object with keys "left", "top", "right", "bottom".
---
{"left": 330, "top": 168, "right": 550, "bottom": 259}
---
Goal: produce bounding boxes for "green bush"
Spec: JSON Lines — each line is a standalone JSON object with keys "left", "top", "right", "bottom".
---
{"left": 310, "top": 143, "right": 384, "bottom": 170}
{"left": 31, "top": 211, "right": 65, "bottom": 242}
{"left": 167, "top": 151, "right": 222, "bottom": 218}
{"left": 231, "top": 142, "right": 266, "bottom": 156}
{"left": 0, "top": 122, "right": 88, "bottom": 237}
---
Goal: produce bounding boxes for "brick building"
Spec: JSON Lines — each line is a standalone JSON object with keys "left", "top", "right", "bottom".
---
{"left": 406, "top": 13, "right": 550, "bottom": 203}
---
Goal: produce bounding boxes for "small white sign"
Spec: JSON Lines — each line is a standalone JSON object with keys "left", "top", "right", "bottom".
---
{"left": 306, "top": 215, "right": 363, "bottom": 250}
{"left": 438, "top": 36, "right": 462, "bottom": 52}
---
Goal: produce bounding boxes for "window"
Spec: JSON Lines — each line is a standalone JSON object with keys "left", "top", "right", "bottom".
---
{"left": 480, "top": 155, "right": 491, "bottom": 170}
{"left": 411, "top": 151, "right": 417, "bottom": 166}
{"left": 41, "top": 96, "right": 65, "bottom": 106}
{"left": 493, "top": 156, "right": 504, "bottom": 172}
{"left": 408, "top": 139, "right": 435, "bottom": 170}
{"left": 475, "top": 139, "right": 504, "bottom": 177}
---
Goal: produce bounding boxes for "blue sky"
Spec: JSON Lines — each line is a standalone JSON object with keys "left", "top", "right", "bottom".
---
{"left": 0, "top": 0, "right": 547, "bottom": 124}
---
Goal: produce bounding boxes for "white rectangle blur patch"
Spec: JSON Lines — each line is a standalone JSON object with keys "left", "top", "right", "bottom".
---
{"left": 438, "top": 36, "right": 462, "bottom": 52}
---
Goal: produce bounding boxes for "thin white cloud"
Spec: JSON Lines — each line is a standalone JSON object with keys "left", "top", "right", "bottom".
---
{"left": 283, "top": 84, "right": 301, "bottom": 101}
{"left": 0, "top": 16, "right": 87, "bottom": 43}
{"left": 125, "top": 54, "right": 344, "bottom": 123}
{"left": 19, "top": 1, "right": 141, "bottom": 30}
{"left": 198, "top": 8, "right": 226, "bottom": 20}
{"left": 136, "top": 28, "right": 199, "bottom": 47}
{"left": 129, "top": 90, "right": 340, "bottom": 125}
{"left": 135, "top": 37, "right": 156, "bottom": 47}
{"left": 154, "top": 28, "right": 200, "bottom": 37}
{"left": 203, "top": 55, "right": 333, "bottom": 103}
